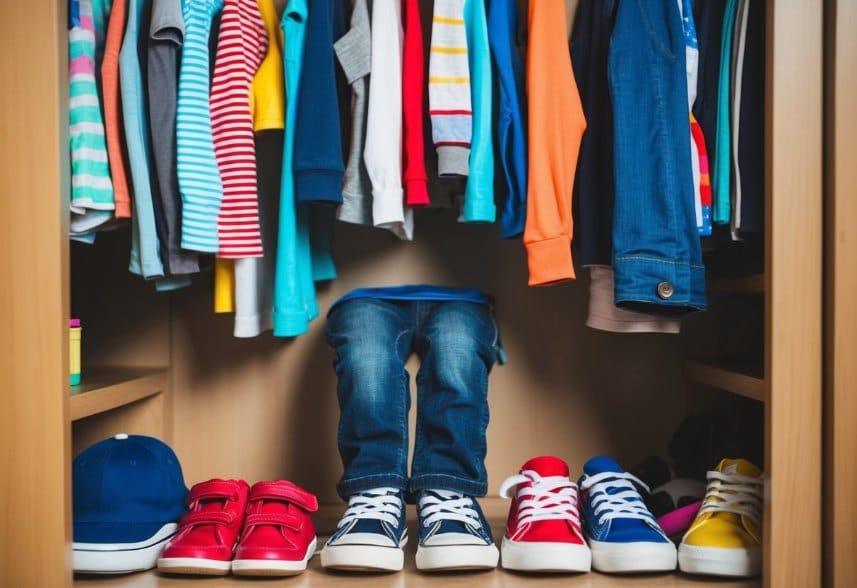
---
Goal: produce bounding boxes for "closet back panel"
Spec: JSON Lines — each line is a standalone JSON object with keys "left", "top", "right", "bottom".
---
{"left": 169, "top": 212, "right": 758, "bottom": 505}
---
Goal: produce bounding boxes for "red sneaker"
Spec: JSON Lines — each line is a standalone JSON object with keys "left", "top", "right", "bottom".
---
{"left": 157, "top": 479, "right": 250, "bottom": 575}
{"left": 231, "top": 480, "right": 319, "bottom": 576}
{"left": 498, "top": 456, "right": 591, "bottom": 572}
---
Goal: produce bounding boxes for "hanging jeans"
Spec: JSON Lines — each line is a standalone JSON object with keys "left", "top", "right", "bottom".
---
{"left": 325, "top": 297, "right": 499, "bottom": 500}
{"left": 608, "top": 0, "right": 707, "bottom": 314}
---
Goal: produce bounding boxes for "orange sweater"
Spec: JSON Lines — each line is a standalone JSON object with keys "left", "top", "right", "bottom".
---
{"left": 100, "top": 0, "right": 132, "bottom": 219}
{"left": 523, "top": 0, "right": 586, "bottom": 286}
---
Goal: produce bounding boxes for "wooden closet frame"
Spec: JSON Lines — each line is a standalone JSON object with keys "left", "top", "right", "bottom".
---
{"left": 1, "top": 1, "right": 850, "bottom": 586}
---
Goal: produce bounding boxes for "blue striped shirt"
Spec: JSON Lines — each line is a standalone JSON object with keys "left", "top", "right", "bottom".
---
{"left": 177, "top": 0, "right": 224, "bottom": 253}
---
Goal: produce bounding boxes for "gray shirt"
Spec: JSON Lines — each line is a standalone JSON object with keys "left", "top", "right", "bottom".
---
{"left": 148, "top": 0, "right": 200, "bottom": 274}
{"left": 334, "top": 0, "right": 373, "bottom": 225}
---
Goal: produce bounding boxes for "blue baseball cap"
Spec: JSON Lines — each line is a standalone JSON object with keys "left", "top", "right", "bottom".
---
{"left": 73, "top": 434, "right": 188, "bottom": 543}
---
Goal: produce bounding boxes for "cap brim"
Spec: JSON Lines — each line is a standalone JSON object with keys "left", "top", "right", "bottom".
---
{"left": 73, "top": 521, "right": 173, "bottom": 544}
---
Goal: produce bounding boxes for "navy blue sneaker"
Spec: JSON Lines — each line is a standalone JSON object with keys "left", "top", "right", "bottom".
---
{"left": 415, "top": 490, "right": 499, "bottom": 571}
{"left": 320, "top": 487, "right": 407, "bottom": 572}
{"left": 578, "top": 456, "right": 677, "bottom": 573}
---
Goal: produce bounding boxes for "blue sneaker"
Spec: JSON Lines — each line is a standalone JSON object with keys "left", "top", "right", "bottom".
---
{"left": 415, "top": 490, "right": 499, "bottom": 571}
{"left": 578, "top": 456, "right": 677, "bottom": 573}
{"left": 320, "top": 487, "right": 407, "bottom": 572}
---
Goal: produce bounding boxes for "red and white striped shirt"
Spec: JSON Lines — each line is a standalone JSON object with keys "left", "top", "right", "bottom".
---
{"left": 210, "top": 0, "right": 268, "bottom": 258}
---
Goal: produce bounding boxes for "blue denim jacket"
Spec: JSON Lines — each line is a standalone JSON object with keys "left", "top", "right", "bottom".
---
{"left": 608, "top": 0, "right": 707, "bottom": 314}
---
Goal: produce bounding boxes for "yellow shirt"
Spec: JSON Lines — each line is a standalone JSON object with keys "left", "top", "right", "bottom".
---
{"left": 249, "top": 0, "right": 285, "bottom": 131}
{"left": 214, "top": 258, "right": 235, "bottom": 313}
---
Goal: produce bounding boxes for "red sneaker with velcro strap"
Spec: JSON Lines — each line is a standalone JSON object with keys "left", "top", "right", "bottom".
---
{"left": 231, "top": 480, "right": 319, "bottom": 576}
{"left": 157, "top": 479, "right": 250, "bottom": 575}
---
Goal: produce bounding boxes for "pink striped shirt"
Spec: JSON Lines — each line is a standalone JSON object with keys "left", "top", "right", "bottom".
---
{"left": 210, "top": 0, "right": 267, "bottom": 258}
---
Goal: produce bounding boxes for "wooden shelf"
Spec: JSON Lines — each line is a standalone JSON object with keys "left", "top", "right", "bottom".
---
{"left": 74, "top": 566, "right": 760, "bottom": 587}
{"left": 70, "top": 367, "right": 169, "bottom": 421}
{"left": 683, "top": 358, "right": 765, "bottom": 402}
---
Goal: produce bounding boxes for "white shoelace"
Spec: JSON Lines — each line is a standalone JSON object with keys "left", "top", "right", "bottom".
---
{"left": 578, "top": 471, "right": 655, "bottom": 527}
{"left": 698, "top": 470, "right": 763, "bottom": 525}
{"left": 499, "top": 471, "right": 582, "bottom": 540}
{"left": 418, "top": 490, "right": 481, "bottom": 528}
{"left": 337, "top": 487, "right": 403, "bottom": 528}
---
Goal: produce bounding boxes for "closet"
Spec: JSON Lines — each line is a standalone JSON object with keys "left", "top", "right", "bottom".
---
{"left": 1, "top": 1, "right": 851, "bottom": 587}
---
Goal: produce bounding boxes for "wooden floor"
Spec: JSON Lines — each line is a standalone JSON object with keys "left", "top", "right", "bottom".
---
{"left": 74, "top": 514, "right": 760, "bottom": 588}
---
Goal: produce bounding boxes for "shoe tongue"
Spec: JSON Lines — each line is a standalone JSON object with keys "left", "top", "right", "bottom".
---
{"left": 583, "top": 455, "right": 624, "bottom": 476}
{"left": 716, "top": 458, "right": 761, "bottom": 477}
{"left": 434, "top": 518, "right": 471, "bottom": 535}
{"left": 349, "top": 517, "right": 389, "bottom": 535}
{"left": 521, "top": 455, "right": 569, "bottom": 478}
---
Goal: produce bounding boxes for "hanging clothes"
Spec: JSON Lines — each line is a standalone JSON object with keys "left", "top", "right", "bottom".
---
{"left": 335, "top": 0, "right": 373, "bottom": 226}
{"left": 692, "top": 0, "right": 726, "bottom": 173}
{"left": 712, "top": 0, "right": 739, "bottom": 225}
{"left": 729, "top": 0, "right": 749, "bottom": 239}
{"left": 487, "top": 0, "right": 527, "bottom": 239}
{"left": 365, "top": 0, "right": 413, "bottom": 239}
{"left": 460, "top": 0, "right": 495, "bottom": 224}
{"left": 570, "top": 0, "right": 616, "bottom": 268}
{"left": 587, "top": 267, "right": 681, "bottom": 334}
{"left": 429, "top": 0, "right": 471, "bottom": 177}
{"left": 212, "top": 0, "right": 270, "bottom": 336}
{"left": 176, "top": 0, "right": 224, "bottom": 254}
{"left": 402, "top": 0, "right": 430, "bottom": 207}
{"left": 273, "top": 0, "right": 315, "bottom": 337}
{"left": 523, "top": 0, "right": 585, "bottom": 286}
{"left": 122, "top": 0, "right": 168, "bottom": 280}
{"left": 608, "top": 0, "right": 706, "bottom": 314}
{"left": 210, "top": 0, "right": 267, "bottom": 259}
{"left": 100, "top": 0, "right": 132, "bottom": 220}
{"left": 69, "top": 0, "right": 115, "bottom": 238}
{"left": 293, "top": 0, "right": 346, "bottom": 205}
{"left": 736, "top": 0, "right": 764, "bottom": 234}
{"left": 148, "top": 0, "right": 201, "bottom": 275}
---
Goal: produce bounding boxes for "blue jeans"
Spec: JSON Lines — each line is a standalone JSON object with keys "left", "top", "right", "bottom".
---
{"left": 608, "top": 0, "right": 707, "bottom": 314}
{"left": 324, "top": 298, "right": 499, "bottom": 500}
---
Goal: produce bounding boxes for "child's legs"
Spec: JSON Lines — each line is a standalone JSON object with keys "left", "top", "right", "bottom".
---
{"left": 325, "top": 298, "right": 414, "bottom": 499}
{"left": 410, "top": 301, "right": 498, "bottom": 497}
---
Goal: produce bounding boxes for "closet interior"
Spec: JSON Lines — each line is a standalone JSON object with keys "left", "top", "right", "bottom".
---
{"left": 2, "top": 0, "right": 843, "bottom": 587}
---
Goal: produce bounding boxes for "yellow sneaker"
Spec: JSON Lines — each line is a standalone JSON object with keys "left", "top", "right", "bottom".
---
{"left": 677, "top": 458, "right": 763, "bottom": 577}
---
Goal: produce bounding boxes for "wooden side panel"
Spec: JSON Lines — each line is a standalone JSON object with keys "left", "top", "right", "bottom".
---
{"left": 0, "top": 0, "right": 71, "bottom": 586}
{"left": 765, "top": 1, "right": 823, "bottom": 587}
{"left": 824, "top": 1, "right": 857, "bottom": 586}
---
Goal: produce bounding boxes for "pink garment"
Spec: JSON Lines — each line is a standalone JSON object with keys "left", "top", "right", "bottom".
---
{"left": 586, "top": 266, "right": 681, "bottom": 334}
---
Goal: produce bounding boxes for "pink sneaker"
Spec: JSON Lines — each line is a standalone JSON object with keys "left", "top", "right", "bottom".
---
{"left": 157, "top": 479, "right": 249, "bottom": 575}
{"left": 498, "top": 456, "right": 591, "bottom": 572}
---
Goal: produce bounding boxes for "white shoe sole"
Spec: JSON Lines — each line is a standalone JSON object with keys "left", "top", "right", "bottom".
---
{"left": 321, "top": 543, "right": 404, "bottom": 572}
{"left": 678, "top": 543, "right": 761, "bottom": 577}
{"left": 232, "top": 537, "right": 317, "bottom": 576}
{"left": 416, "top": 543, "right": 499, "bottom": 571}
{"left": 589, "top": 539, "right": 677, "bottom": 573}
{"left": 73, "top": 524, "right": 176, "bottom": 574}
{"left": 500, "top": 537, "right": 591, "bottom": 572}
{"left": 156, "top": 556, "right": 232, "bottom": 575}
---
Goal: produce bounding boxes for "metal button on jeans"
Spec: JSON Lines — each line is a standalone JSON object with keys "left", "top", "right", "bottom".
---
{"left": 657, "top": 281, "right": 674, "bottom": 300}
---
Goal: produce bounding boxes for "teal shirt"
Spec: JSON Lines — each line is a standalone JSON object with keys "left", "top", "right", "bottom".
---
{"left": 121, "top": 0, "right": 164, "bottom": 279}
{"left": 713, "top": 0, "right": 739, "bottom": 225}
{"left": 462, "top": 0, "right": 495, "bottom": 223}
{"left": 273, "top": 0, "right": 316, "bottom": 336}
